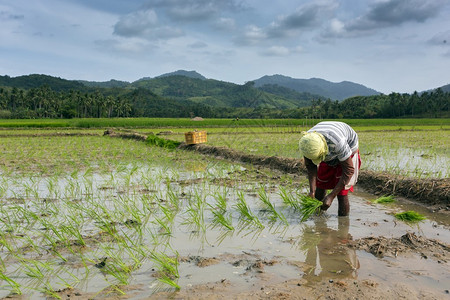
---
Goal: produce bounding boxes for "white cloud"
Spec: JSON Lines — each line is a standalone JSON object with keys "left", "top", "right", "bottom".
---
{"left": 261, "top": 46, "right": 290, "bottom": 56}
{"left": 113, "top": 9, "right": 184, "bottom": 40}
{"left": 329, "top": 19, "right": 345, "bottom": 35}
{"left": 189, "top": 41, "right": 208, "bottom": 49}
{"left": 292, "top": 45, "right": 304, "bottom": 53}
{"left": 143, "top": 0, "right": 245, "bottom": 22}
{"left": 214, "top": 17, "right": 236, "bottom": 31}
{"left": 114, "top": 9, "right": 158, "bottom": 36}
{"left": 95, "top": 38, "right": 157, "bottom": 55}
{"left": 234, "top": 25, "right": 267, "bottom": 45}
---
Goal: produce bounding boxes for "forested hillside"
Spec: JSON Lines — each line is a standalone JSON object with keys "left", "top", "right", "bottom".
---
{"left": 0, "top": 74, "right": 85, "bottom": 92}
{"left": 131, "top": 76, "right": 311, "bottom": 109}
{"left": 0, "top": 73, "right": 448, "bottom": 119}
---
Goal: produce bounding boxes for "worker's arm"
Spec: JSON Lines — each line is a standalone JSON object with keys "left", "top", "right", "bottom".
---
{"left": 304, "top": 157, "right": 318, "bottom": 198}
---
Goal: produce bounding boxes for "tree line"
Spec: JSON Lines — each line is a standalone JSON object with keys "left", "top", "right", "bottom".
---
{"left": 231, "top": 89, "right": 449, "bottom": 119}
{"left": 307, "top": 89, "right": 449, "bottom": 119}
{"left": 0, "top": 84, "right": 448, "bottom": 119}
{"left": 0, "top": 86, "right": 212, "bottom": 119}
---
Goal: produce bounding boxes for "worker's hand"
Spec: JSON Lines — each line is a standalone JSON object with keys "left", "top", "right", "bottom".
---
{"left": 308, "top": 191, "right": 315, "bottom": 199}
{"left": 321, "top": 194, "right": 334, "bottom": 211}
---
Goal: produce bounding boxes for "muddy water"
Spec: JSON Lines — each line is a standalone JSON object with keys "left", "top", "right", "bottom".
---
{"left": 148, "top": 186, "right": 450, "bottom": 296}
{"left": 1, "top": 164, "right": 448, "bottom": 299}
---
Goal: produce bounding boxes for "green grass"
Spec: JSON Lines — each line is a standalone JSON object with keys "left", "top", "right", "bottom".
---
{"left": 0, "top": 118, "right": 448, "bottom": 129}
{"left": 394, "top": 211, "right": 426, "bottom": 223}
{"left": 372, "top": 195, "right": 396, "bottom": 204}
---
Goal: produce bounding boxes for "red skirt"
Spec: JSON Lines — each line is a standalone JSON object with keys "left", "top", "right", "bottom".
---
{"left": 316, "top": 151, "right": 361, "bottom": 196}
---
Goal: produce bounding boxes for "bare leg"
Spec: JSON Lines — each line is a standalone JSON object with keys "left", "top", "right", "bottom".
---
{"left": 337, "top": 195, "right": 350, "bottom": 216}
{"left": 315, "top": 188, "right": 334, "bottom": 211}
{"left": 314, "top": 187, "right": 326, "bottom": 201}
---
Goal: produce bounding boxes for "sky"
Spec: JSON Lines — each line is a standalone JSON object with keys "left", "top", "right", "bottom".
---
{"left": 1, "top": 0, "right": 449, "bottom": 94}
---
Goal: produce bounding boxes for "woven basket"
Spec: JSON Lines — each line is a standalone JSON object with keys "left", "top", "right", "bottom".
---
{"left": 184, "top": 131, "right": 207, "bottom": 144}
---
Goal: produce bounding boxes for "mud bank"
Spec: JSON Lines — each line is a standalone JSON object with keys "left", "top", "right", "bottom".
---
{"left": 350, "top": 232, "right": 449, "bottom": 261}
{"left": 102, "top": 130, "right": 449, "bottom": 207}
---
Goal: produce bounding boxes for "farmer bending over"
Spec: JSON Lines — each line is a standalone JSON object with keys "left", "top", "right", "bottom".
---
{"left": 299, "top": 121, "right": 361, "bottom": 216}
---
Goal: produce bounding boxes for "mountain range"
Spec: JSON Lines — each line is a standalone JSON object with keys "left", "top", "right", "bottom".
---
{"left": 134, "top": 70, "right": 381, "bottom": 101}
{"left": 1, "top": 70, "right": 448, "bottom": 110}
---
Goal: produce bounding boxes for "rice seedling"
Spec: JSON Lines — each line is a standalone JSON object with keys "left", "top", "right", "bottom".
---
{"left": 394, "top": 211, "right": 426, "bottom": 223}
{"left": 213, "top": 188, "right": 229, "bottom": 211}
{"left": 150, "top": 251, "right": 180, "bottom": 290}
{"left": 257, "top": 186, "right": 287, "bottom": 225}
{"left": 183, "top": 190, "right": 206, "bottom": 234}
{"left": 154, "top": 215, "right": 173, "bottom": 238}
{"left": 59, "top": 223, "right": 86, "bottom": 248}
{"left": 207, "top": 189, "right": 234, "bottom": 231}
{"left": 166, "top": 184, "right": 181, "bottom": 212}
{"left": 372, "top": 195, "right": 396, "bottom": 204}
{"left": 0, "top": 268, "right": 22, "bottom": 295}
{"left": 18, "top": 258, "right": 52, "bottom": 280}
{"left": 97, "top": 245, "right": 137, "bottom": 286}
{"left": 22, "top": 178, "right": 40, "bottom": 200}
{"left": 208, "top": 204, "right": 234, "bottom": 231}
{"left": 278, "top": 186, "right": 301, "bottom": 211}
{"left": 298, "top": 196, "right": 322, "bottom": 222}
{"left": 45, "top": 176, "right": 60, "bottom": 200}
{"left": 234, "top": 191, "right": 264, "bottom": 229}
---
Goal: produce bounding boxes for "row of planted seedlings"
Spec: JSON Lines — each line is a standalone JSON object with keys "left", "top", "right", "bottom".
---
{"left": 0, "top": 142, "right": 317, "bottom": 298}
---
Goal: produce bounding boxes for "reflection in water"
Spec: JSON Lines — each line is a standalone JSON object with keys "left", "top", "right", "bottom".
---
{"left": 302, "top": 217, "right": 360, "bottom": 284}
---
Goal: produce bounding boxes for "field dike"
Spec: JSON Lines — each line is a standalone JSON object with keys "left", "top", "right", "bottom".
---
{"left": 104, "top": 130, "right": 448, "bottom": 207}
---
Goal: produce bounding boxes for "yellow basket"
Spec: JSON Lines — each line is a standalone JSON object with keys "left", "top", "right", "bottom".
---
{"left": 185, "top": 131, "right": 207, "bottom": 144}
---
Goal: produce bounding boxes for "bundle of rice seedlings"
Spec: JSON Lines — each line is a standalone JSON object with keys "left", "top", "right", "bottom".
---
{"left": 394, "top": 211, "right": 426, "bottom": 223}
{"left": 372, "top": 195, "right": 396, "bottom": 204}
{"left": 299, "top": 195, "right": 322, "bottom": 222}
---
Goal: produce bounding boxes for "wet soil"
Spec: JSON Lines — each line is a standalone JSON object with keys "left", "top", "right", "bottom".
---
{"left": 350, "top": 232, "right": 449, "bottom": 261}
{"left": 46, "top": 236, "right": 449, "bottom": 300}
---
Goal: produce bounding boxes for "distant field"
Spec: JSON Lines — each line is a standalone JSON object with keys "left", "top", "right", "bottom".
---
{"left": 0, "top": 117, "right": 449, "bottom": 129}
{"left": 0, "top": 117, "right": 448, "bottom": 178}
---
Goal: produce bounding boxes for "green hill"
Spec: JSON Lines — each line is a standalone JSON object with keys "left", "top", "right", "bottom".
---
{"left": 156, "top": 70, "right": 206, "bottom": 80}
{"left": 0, "top": 74, "right": 86, "bottom": 92}
{"left": 77, "top": 79, "right": 130, "bottom": 88}
{"left": 130, "top": 76, "right": 315, "bottom": 109}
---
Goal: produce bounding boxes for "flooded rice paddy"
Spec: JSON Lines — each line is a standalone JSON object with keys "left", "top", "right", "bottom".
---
{"left": 0, "top": 135, "right": 448, "bottom": 299}
{"left": 162, "top": 128, "right": 450, "bottom": 178}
